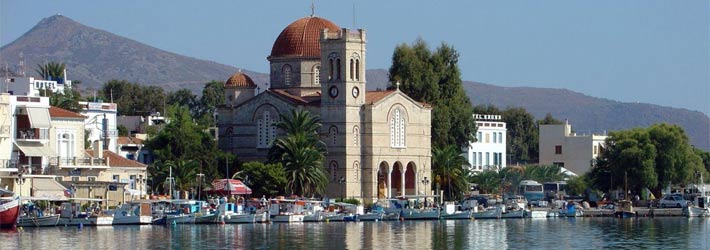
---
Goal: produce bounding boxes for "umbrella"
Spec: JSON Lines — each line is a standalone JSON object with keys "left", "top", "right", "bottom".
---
{"left": 208, "top": 179, "right": 252, "bottom": 195}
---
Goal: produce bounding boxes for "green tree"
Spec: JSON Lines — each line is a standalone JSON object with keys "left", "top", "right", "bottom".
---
{"left": 100, "top": 80, "right": 166, "bottom": 116}
{"left": 524, "top": 165, "right": 565, "bottom": 183}
{"left": 233, "top": 161, "right": 287, "bottom": 198}
{"left": 469, "top": 170, "right": 502, "bottom": 194}
{"left": 166, "top": 89, "right": 198, "bottom": 111}
{"left": 592, "top": 124, "right": 704, "bottom": 197}
{"left": 117, "top": 125, "right": 129, "bottom": 136}
{"left": 539, "top": 113, "right": 563, "bottom": 125}
{"left": 695, "top": 148, "right": 710, "bottom": 178}
{"left": 48, "top": 88, "right": 82, "bottom": 113}
{"left": 432, "top": 145, "right": 471, "bottom": 201}
{"left": 566, "top": 176, "right": 588, "bottom": 196}
{"left": 35, "top": 61, "right": 65, "bottom": 80}
{"left": 389, "top": 39, "right": 476, "bottom": 149}
{"left": 268, "top": 109, "right": 328, "bottom": 197}
{"left": 502, "top": 107, "right": 539, "bottom": 164}
{"left": 197, "top": 80, "right": 225, "bottom": 126}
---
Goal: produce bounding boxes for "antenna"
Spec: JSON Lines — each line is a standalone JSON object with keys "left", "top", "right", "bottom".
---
{"left": 310, "top": 1, "right": 315, "bottom": 17}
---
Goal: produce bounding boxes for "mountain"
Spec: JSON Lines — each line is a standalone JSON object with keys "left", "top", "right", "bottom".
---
{"left": 3, "top": 16, "right": 708, "bottom": 150}
{"left": 0, "top": 15, "right": 268, "bottom": 93}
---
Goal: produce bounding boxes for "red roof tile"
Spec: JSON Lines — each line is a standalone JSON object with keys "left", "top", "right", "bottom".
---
{"left": 270, "top": 16, "right": 340, "bottom": 59}
{"left": 49, "top": 106, "right": 86, "bottom": 119}
{"left": 270, "top": 89, "right": 321, "bottom": 106}
{"left": 86, "top": 150, "right": 146, "bottom": 168}
{"left": 225, "top": 72, "right": 257, "bottom": 88}
{"left": 365, "top": 90, "right": 396, "bottom": 104}
{"left": 117, "top": 136, "right": 144, "bottom": 145}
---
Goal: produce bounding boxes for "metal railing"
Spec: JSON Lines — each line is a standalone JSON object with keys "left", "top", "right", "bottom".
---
{"left": 49, "top": 157, "right": 108, "bottom": 167}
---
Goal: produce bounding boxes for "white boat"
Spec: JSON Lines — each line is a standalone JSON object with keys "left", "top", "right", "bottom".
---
{"left": 441, "top": 210, "right": 472, "bottom": 220}
{"left": 684, "top": 196, "right": 710, "bottom": 217}
{"left": 472, "top": 206, "right": 502, "bottom": 219}
{"left": 303, "top": 211, "right": 325, "bottom": 222}
{"left": 18, "top": 214, "right": 60, "bottom": 227}
{"left": 268, "top": 198, "right": 317, "bottom": 223}
{"left": 528, "top": 210, "right": 548, "bottom": 218}
{"left": 501, "top": 209, "right": 526, "bottom": 219}
{"left": 358, "top": 212, "right": 384, "bottom": 221}
{"left": 216, "top": 203, "right": 256, "bottom": 224}
{"left": 58, "top": 199, "right": 113, "bottom": 226}
{"left": 272, "top": 213, "right": 305, "bottom": 223}
{"left": 111, "top": 202, "right": 153, "bottom": 225}
{"left": 161, "top": 200, "right": 204, "bottom": 225}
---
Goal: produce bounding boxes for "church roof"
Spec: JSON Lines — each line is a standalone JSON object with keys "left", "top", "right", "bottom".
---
{"left": 270, "top": 89, "right": 321, "bottom": 106}
{"left": 225, "top": 72, "right": 256, "bottom": 88}
{"left": 269, "top": 16, "right": 340, "bottom": 59}
{"left": 365, "top": 90, "right": 396, "bottom": 104}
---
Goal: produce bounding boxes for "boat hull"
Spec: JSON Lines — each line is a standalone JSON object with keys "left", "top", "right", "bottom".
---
{"left": 59, "top": 216, "right": 113, "bottom": 226}
{"left": 18, "top": 214, "right": 60, "bottom": 227}
{"left": 221, "top": 214, "right": 256, "bottom": 224}
{"left": 684, "top": 206, "right": 710, "bottom": 217}
{"left": 472, "top": 208, "right": 502, "bottom": 219}
{"left": 0, "top": 198, "right": 20, "bottom": 228}
{"left": 166, "top": 214, "right": 196, "bottom": 224}
{"left": 112, "top": 216, "right": 153, "bottom": 225}
{"left": 441, "top": 211, "right": 473, "bottom": 220}
{"left": 271, "top": 214, "right": 305, "bottom": 223}
{"left": 358, "top": 213, "right": 384, "bottom": 221}
{"left": 501, "top": 210, "right": 526, "bottom": 219}
{"left": 400, "top": 209, "right": 440, "bottom": 220}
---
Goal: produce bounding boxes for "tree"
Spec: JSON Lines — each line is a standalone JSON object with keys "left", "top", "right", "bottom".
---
{"left": 146, "top": 105, "right": 222, "bottom": 185}
{"left": 117, "top": 125, "right": 129, "bottom": 136}
{"left": 389, "top": 39, "right": 476, "bottom": 149}
{"left": 268, "top": 109, "right": 328, "bottom": 197}
{"left": 592, "top": 124, "right": 705, "bottom": 197}
{"left": 166, "top": 89, "right": 198, "bottom": 112}
{"left": 48, "top": 88, "right": 82, "bottom": 113}
{"left": 539, "top": 113, "right": 563, "bottom": 125}
{"left": 197, "top": 80, "right": 225, "bottom": 126}
{"left": 502, "top": 107, "right": 539, "bottom": 164}
{"left": 469, "top": 170, "right": 502, "bottom": 194}
{"left": 432, "top": 145, "right": 470, "bottom": 201}
{"left": 100, "top": 80, "right": 166, "bottom": 116}
{"left": 35, "top": 61, "right": 65, "bottom": 80}
{"left": 232, "top": 161, "right": 286, "bottom": 198}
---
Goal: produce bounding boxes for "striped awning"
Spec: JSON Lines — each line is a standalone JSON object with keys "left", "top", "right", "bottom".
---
{"left": 31, "top": 178, "right": 67, "bottom": 200}
{"left": 27, "top": 107, "right": 51, "bottom": 128}
{"left": 15, "top": 141, "right": 57, "bottom": 157}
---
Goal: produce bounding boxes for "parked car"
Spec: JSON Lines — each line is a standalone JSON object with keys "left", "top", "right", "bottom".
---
{"left": 658, "top": 194, "right": 690, "bottom": 208}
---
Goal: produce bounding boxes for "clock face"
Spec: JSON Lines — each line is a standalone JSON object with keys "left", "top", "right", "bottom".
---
{"left": 329, "top": 86, "right": 339, "bottom": 98}
{"left": 352, "top": 87, "right": 360, "bottom": 98}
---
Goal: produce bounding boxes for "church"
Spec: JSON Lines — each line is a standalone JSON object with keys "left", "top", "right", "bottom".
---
{"left": 217, "top": 14, "right": 432, "bottom": 203}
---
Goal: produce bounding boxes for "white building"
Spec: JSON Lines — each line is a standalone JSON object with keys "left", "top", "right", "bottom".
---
{"left": 79, "top": 101, "right": 119, "bottom": 153}
{"left": 5, "top": 74, "right": 73, "bottom": 97}
{"left": 539, "top": 120, "right": 607, "bottom": 175}
{"left": 465, "top": 114, "right": 507, "bottom": 172}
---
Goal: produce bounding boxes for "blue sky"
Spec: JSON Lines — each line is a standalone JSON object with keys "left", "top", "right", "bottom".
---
{"left": 2, "top": 1, "right": 708, "bottom": 115}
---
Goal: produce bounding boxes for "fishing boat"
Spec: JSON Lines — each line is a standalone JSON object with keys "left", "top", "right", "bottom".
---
{"left": 111, "top": 201, "right": 153, "bottom": 225}
{"left": 472, "top": 206, "right": 502, "bottom": 219}
{"left": 269, "top": 198, "right": 306, "bottom": 223}
{"left": 561, "top": 201, "right": 583, "bottom": 217}
{"left": 0, "top": 188, "right": 20, "bottom": 228}
{"left": 500, "top": 196, "right": 528, "bottom": 219}
{"left": 614, "top": 172, "right": 636, "bottom": 218}
{"left": 216, "top": 203, "right": 256, "bottom": 224}
{"left": 58, "top": 198, "right": 113, "bottom": 226}
{"left": 162, "top": 200, "right": 202, "bottom": 224}
{"left": 16, "top": 197, "right": 64, "bottom": 227}
{"left": 441, "top": 210, "right": 472, "bottom": 220}
{"left": 684, "top": 172, "right": 710, "bottom": 217}
{"left": 385, "top": 196, "right": 440, "bottom": 220}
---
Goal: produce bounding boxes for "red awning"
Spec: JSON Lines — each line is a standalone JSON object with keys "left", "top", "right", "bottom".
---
{"left": 208, "top": 179, "right": 252, "bottom": 195}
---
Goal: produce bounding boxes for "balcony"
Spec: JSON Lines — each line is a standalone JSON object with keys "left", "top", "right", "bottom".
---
{"left": 15, "top": 128, "right": 49, "bottom": 141}
{"left": 50, "top": 156, "right": 109, "bottom": 169}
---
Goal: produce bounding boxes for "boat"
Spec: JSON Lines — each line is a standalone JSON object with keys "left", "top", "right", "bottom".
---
{"left": 385, "top": 196, "right": 440, "bottom": 220}
{"left": 472, "top": 206, "right": 502, "bottom": 219}
{"left": 684, "top": 172, "right": 710, "bottom": 217}
{"left": 323, "top": 202, "right": 359, "bottom": 222}
{"left": 111, "top": 201, "right": 153, "bottom": 225}
{"left": 268, "top": 198, "right": 307, "bottom": 223}
{"left": 562, "top": 201, "right": 583, "bottom": 217}
{"left": 500, "top": 196, "right": 529, "bottom": 219}
{"left": 217, "top": 203, "right": 256, "bottom": 224}
{"left": 0, "top": 188, "right": 20, "bottom": 228}
{"left": 528, "top": 209, "right": 548, "bottom": 218}
{"left": 615, "top": 172, "right": 636, "bottom": 218}
{"left": 58, "top": 198, "right": 114, "bottom": 226}
{"left": 441, "top": 210, "right": 472, "bottom": 220}
{"left": 162, "top": 200, "right": 203, "bottom": 225}
{"left": 17, "top": 197, "right": 64, "bottom": 227}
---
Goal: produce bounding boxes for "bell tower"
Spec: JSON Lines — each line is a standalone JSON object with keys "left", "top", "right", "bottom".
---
{"left": 319, "top": 28, "right": 366, "bottom": 199}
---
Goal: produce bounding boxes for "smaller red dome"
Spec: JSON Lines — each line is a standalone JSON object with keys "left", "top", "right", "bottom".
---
{"left": 225, "top": 72, "right": 256, "bottom": 88}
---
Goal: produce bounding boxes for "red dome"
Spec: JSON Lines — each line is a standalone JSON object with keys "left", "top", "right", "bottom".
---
{"left": 225, "top": 72, "right": 256, "bottom": 88}
{"left": 269, "top": 16, "right": 340, "bottom": 59}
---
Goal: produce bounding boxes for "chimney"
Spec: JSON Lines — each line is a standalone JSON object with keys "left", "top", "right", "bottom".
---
{"left": 93, "top": 140, "right": 104, "bottom": 159}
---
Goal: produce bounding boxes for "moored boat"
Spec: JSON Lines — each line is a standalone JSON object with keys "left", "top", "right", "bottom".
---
{"left": 0, "top": 189, "right": 20, "bottom": 228}
{"left": 111, "top": 201, "right": 153, "bottom": 225}
{"left": 614, "top": 200, "right": 636, "bottom": 218}
{"left": 17, "top": 197, "right": 64, "bottom": 227}
{"left": 58, "top": 198, "right": 113, "bottom": 226}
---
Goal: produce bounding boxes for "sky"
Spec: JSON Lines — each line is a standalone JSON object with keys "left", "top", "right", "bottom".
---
{"left": 1, "top": 0, "right": 708, "bottom": 115}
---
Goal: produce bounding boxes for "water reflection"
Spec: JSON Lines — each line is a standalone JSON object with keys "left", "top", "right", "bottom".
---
{"left": 2, "top": 218, "right": 710, "bottom": 249}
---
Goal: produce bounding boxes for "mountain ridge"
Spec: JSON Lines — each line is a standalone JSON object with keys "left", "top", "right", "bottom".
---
{"left": 2, "top": 15, "right": 708, "bottom": 150}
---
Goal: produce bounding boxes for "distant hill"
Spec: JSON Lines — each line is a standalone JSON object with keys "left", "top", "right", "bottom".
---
{"left": 0, "top": 15, "right": 268, "bottom": 93}
{"left": 2, "top": 16, "right": 707, "bottom": 150}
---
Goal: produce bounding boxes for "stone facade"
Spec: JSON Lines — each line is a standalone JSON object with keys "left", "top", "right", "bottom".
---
{"left": 218, "top": 17, "right": 432, "bottom": 203}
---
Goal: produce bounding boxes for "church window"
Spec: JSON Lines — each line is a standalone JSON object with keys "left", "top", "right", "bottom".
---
{"left": 329, "top": 161, "right": 338, "bottom": 182}
{"left": 57, "top": 131, "right": 75, "bottom": 159}
{"left": 313, "top": 65, "right": 320, "bottom": 85}
{"left": 354, "top": 161, "right": 360, "bottom": 181}
{"left": 257, "top": 111, "right": 276, "bottom": 148}
{"left": 390, "top": 108, "right": 406, "bottom": 148}
{"left": 353, "top": 126, "right": 359, "bottom": 146}
{"left": 330, "top": 126, "right": 338, "bottom": 145}
{"left": 328, "top": 59, "right": 334, "bottom": 81}
{"left": 349, "top": 59, "right": 355, "bottom": 81}
{"left": 283, "top": 64, "right": 292, "bottom": 85}
{"left": 355, "top": 59, "right": 360, "bottom": 81}
{"left": 336, "top": 59, "right": 341, "bottom": 80}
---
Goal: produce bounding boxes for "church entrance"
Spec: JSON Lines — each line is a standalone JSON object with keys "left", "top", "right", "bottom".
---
{"left": 392, "top": 162, "right": 402, "bottom": 197}
{"left": 377, "top": 162, "right": 389, "bottom": 199}
{"left": 405, "top": 162, "right": 416, "bottom": 195}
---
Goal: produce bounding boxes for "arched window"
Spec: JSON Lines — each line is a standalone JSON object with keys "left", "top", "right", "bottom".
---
{"left": 329, "top": 161, "right": 338, "bottom": 182}
{"left": 57, "top": 131, "right": 75, "bottom": 159}
{"left": 349, "top": 59, "right": 355, "bottom": 80}
{"left": 355, "top": 59, "right": 360, "bottom": 81}
{"left": 330, "top": 126, "right": 338, "bottom": 145}
{"left": 336, "top": 59, "right": 341, "bottom": 80}
{"left": 257, "top": 111, "right": 276, "bottom": 148}
{"left": 283, "top": 64, "right": 292, "bottom": 85}
{"left": 313, "top": 65, "right": 320, "bottom": 85}
{"left": 353, "top": 126, "right": 359, "bottom": 146}
{"left": 390, "top": 108, "right": 406, "bottom": 148}
{"left": 328, "top": 59, "right": 334, "bottom": 81}
{"left": 354, "top": 161, "right": 360, "bottom": 181}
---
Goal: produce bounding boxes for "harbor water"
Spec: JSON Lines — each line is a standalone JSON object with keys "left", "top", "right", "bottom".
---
{"left": 2, "top": 217, "right": 710, "bottom": 249}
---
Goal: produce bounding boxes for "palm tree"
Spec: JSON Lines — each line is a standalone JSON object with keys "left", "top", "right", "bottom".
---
{"left": 432, "top": 145, "right": 470, "bottom": 201}
{"left": 35, "top": 61, "right": 65, "bottom": 80}
{"left": 157, "top": 160, "right": 198, "bottom": 199}
{"left": 470, "top": 170, "right": 502, "bottom": 194}
{"left": 269, "top": 109, "right": 328, "bottom": 197}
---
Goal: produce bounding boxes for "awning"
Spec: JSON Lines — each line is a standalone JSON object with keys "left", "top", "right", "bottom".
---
{"left": 15, "top": 141, "right": 58, "bottom": 157}
{"left": 31, "top": 178, "right": 68, "bottom": 200}
{"left": 27, "top": 107, "right": 51, "bottom": 128}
